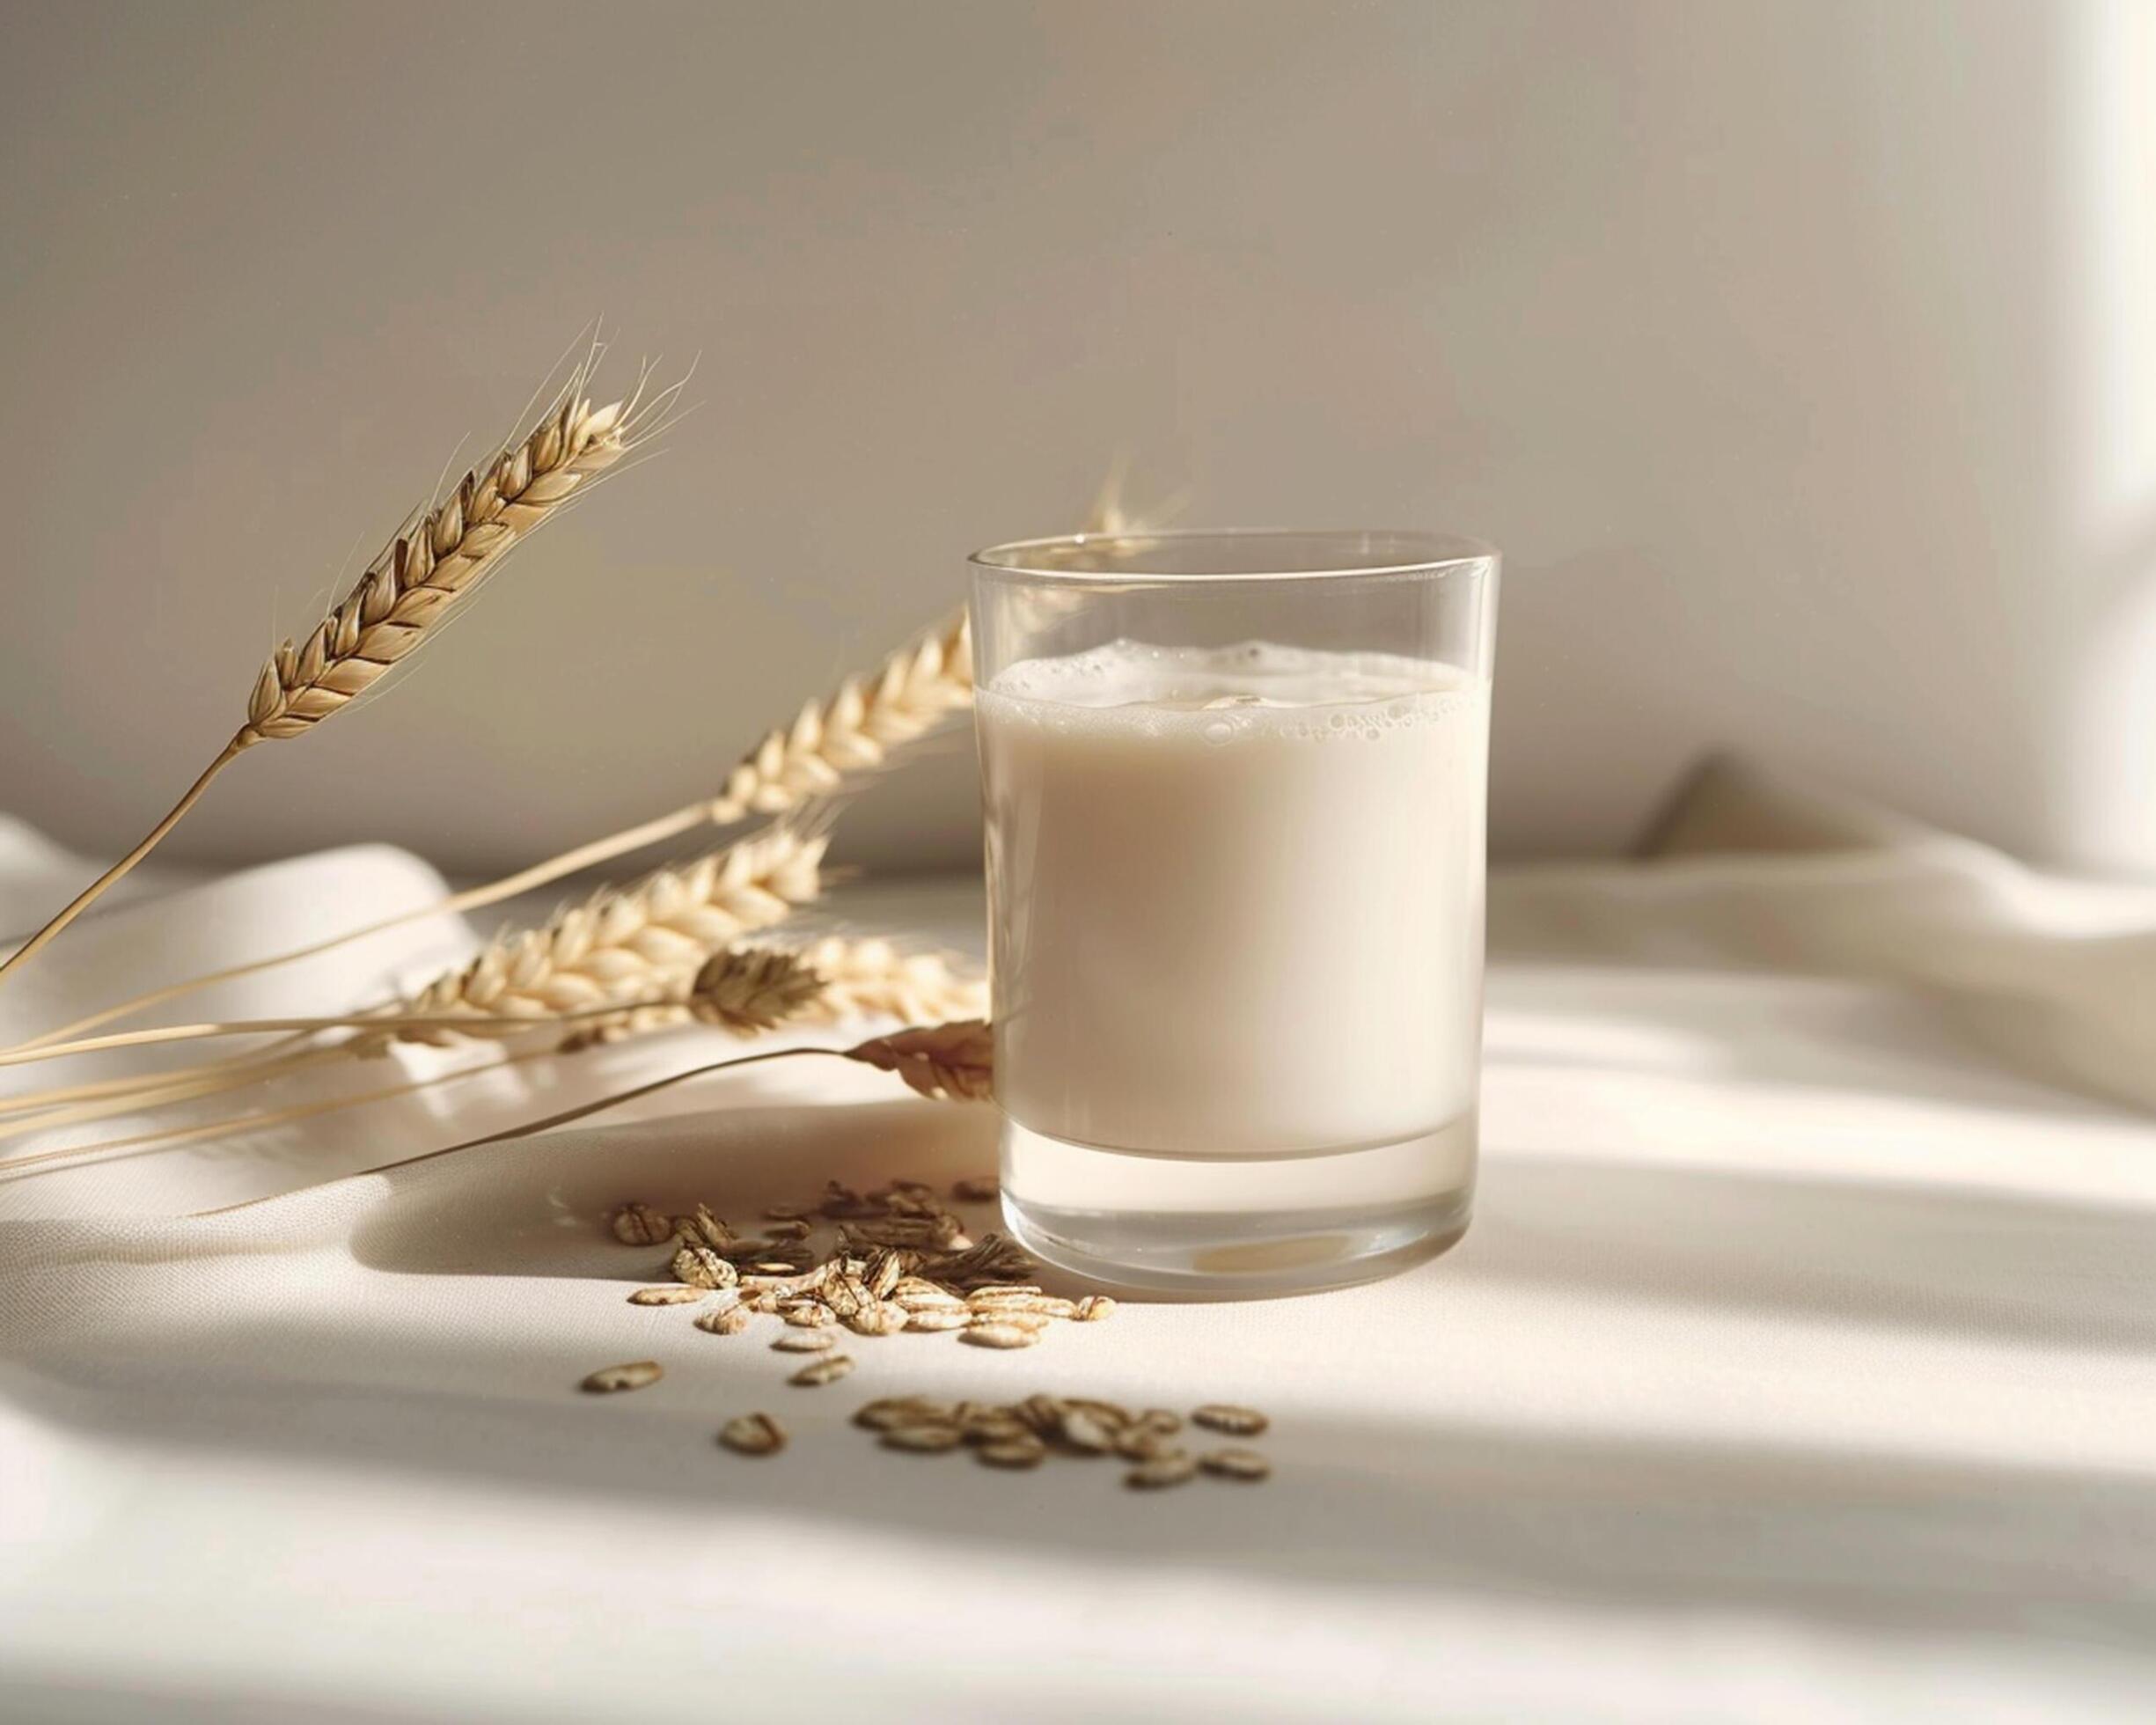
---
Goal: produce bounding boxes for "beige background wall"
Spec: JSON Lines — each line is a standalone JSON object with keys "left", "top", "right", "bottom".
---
{"left": 2, "top": 0, "right": 2152, "bottom": 878}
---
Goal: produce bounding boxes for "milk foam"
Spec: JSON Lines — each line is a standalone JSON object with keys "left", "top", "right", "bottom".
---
{"left": 986, "top": 639, "right": 1484, "bottom": 744}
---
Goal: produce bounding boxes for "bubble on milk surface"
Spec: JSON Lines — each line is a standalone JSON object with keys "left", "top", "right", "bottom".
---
{"left": 984, "top": 639, "right": 1484, "bottom": 743}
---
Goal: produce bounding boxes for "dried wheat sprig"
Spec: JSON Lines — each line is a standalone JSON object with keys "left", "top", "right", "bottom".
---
{"left": 7, "top": 615, "right": 970, "bottom": 1056}
{"left": 787, "top": 936, "right": 989, "bottom": 1025}
{"left": 703, "top": 612, "right": 972, "bottom": 821}
{"left": 239, "top": 372, "right": 638, "bottom": 742}
{"left": 1, "top": 948, "right": 835, "bottom": 1179}
{"left": 0, "top": 350, "right": 661, "bottom": 992}
{"left": 685, "top": 945, "right": 826, "bottom": 1033}
{"left": 387, "top": 824, "right": 827, "bottom": 1043}
{"left": 847, "top": 1018, "right": 995, "bottom": 1102}
{"left": 561, "top": 932, "right": 987, "bottom": 1047}
{"left": 0, "top": 949, "right": 833, "bottom": 1175}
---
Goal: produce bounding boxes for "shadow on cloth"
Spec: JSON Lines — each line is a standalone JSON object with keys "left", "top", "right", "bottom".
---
{"left": 5, "top": 1103, "right": 2153, "bottom": 1650}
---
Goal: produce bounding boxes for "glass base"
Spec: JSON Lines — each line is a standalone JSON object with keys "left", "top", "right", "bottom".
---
{"left": 998, "top": 1113, "right": 1475, "bottom": 1298}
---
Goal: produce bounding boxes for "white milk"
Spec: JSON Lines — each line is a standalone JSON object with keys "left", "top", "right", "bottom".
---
{"left": 977, "top": 640, "right": 1489, "bottom": 1163}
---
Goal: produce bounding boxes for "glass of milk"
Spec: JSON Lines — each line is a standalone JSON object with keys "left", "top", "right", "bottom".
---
{"left": 968, "top": 530, "right": 1499, "bottom": 1295}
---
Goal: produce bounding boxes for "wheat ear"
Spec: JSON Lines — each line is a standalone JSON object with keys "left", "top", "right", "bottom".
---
{"left": 683, "top": 945, "right": 827, "bottom": 1033}
{"left": 563, "top": 932, "right": 986, "bottom": 1047}
{"left": 0, "top": 352, "right": 656, "bottom": 991}
{"left": 847, "top": 1018, "right": 995, "bottom": 1102}
{"left": 9, "top": 613, "right": 972, "bottom": 1054}
{"left": 1, "top": 946, "right": 832, "bottom": 1178}
{"left": 387, "top": 823, "right": 827, "bottom": 1042}
{"left": 786, "top": 936, "right": 989, "bottom": 1024}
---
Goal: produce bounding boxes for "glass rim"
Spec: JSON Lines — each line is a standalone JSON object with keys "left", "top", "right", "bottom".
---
{"left": 968, "top": 527, "right": 1499, "bottom": 584}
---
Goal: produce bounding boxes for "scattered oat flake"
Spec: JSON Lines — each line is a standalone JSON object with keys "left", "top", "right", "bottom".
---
{"left": 628, "top": 1285, "right": 706, "bottom": 1306}
{"left": 846, "top": 1303, "right": 910, "bottom": 1337}
{"left": 1200, "top": 1448, "right": 1272, "bottom": 1481}
{"left": 609, "top": 1204, "right": 675, "bottom": 1246}
{"left": 880, "top": 1423, "right": 965, "bottom": 1453}
{"left": 1126, "top": 1451, "right": 1198, "bottom": 1489}
{"left": 1059, "top": 1409, "right": 1118, "bottom": 1453}
{"left": 854, "top": 1397, "right": 953, "bottom": 1430}
{"left": 672, "top": 1243, "right": 737, "bottom": 1290}
{"left": 962, "top": 1322, "right": 1041, "bottom": 1350}
{"left": 720, "top": 1413, "right": 787, "bottom": 1456}
{"left": 582, "top": 1362, "right": 662, "bottom": 1394}
{"left": 789, "top": 1354, "right": 856, "bottom": 1387}
{"left": 680, "top": 1204, "right": 732, "bottom": 1249}
{"left": 978, "top": 1435, "right": 1046, "bottom": 1468}
{"left": 1073, "top": 1295, "right": 1118, "bottom": 1322}
{"left": 1192, "top": 1404, "right": 1268, "bottom": 1437}
{"left": 772, "top": 1330, "right": 837, "bottom": 1354}
{"left": 902, "top": 1309, "right": 971, "bottom": 1332}
{"left": 695, "top": 1305, "right": 753, "bottom": 1336}
{"left": 952, "top": 1176, "right": 1000, "bottom": 1202}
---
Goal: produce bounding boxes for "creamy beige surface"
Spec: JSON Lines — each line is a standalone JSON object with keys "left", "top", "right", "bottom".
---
{"left": 979, "top": 642, "right": 1489, "bottom": 1157}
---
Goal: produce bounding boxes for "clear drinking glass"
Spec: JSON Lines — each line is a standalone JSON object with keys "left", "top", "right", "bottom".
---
{"left": 968, "top": 530, "right": 1500, "bottom": 1296}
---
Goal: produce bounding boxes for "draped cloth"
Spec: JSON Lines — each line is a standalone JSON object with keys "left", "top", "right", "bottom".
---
{"left": 3, "top": 761, "right": 2152, "bottom": 1721}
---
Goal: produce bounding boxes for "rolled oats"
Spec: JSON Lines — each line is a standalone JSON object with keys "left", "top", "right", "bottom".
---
{"left": 719, "top": 1412, "right": 786, "bottom": 1456}
{"left": 582, "top": 1361, "right": 663, "bottom": 1393}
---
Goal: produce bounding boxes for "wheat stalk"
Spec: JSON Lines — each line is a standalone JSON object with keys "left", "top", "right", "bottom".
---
{"left": 392, "top": 1017, "right": 996, "bottom": 1171}
{"left": 2, "top": 969, "right": 986, "bottom": 1185}
{"left": 388, "top": 824, "right": 827, "bottom": 1042}
{"left": 0, "top": 348, "right": 664, "bottom": 990}
{"left": 8, "top": 613, "right": 972, "bottom": 1054}
{"left": 0, "top": 944, "right": 832, "bottom": 1156}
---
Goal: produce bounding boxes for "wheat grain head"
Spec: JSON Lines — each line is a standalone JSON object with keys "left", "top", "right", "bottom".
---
{"left": 239, "top": 353, "right": 661, "bottom": 745}
{"left": 846, "top": 1018, "right": 994, "bottom": 1102}
{"left": 392, "top": 823, "right": 826, "bottom": 1041}
{"left": 699, "top": 613, "right": 972, "bottom": 825}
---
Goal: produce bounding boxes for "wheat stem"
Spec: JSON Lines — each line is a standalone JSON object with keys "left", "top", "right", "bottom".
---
{"left": 168, "top": 1046, "right": 860, "bottom": 1203}
{"left": 0, "top": 744, "right": 246, "bottom": 987}
{"left": 0, "top": 1044, "right": 357, "bottom": 1147}
{"left": 0, "top": 999, "right": 711, "bottom": 1070}
{"left": 3, "top": 1016, "right": 991, "bottom": 1191}
{"left": 0, "top": 1036, "right": 327, "bottom": 1119}
{"left": 248, "top": 1019, "right": 993, "bottom": 1193}
{"left": 0, "top": 1048, "right": 552, "bottom": 1180}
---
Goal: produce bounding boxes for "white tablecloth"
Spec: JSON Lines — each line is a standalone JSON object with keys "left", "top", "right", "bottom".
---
{"left": 3, "top": 761, "right": 2152, "bottom": 1721}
